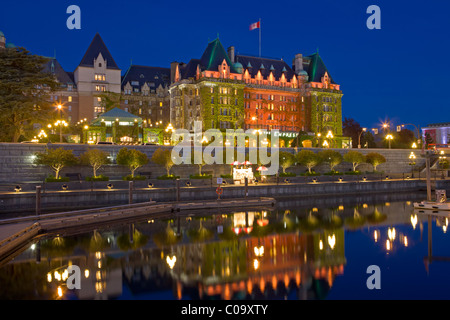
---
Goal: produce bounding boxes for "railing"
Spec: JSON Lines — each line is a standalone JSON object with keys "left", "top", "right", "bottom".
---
{"left": 0, "top": 223, "right": 40, "bottom": 250}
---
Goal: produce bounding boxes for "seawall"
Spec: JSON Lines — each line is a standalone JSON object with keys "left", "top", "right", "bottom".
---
{"left": 2, "top": 179, "right": 448, "bottom": 215}
{"left": 0, "top": 143, "right": 426, "bottom": 184}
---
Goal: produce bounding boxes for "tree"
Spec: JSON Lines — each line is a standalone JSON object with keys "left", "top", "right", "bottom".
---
{"left": 96, "top": 91, "right": 121, "bottom": 113}
{"left": 34, "top": 148, "right": 78, "bottom": 179}
{"left": 395, "top": 128, "right": 415, "bottom": 149}
{"left": 79, "top": 149, "right": 111, "bottom": 177}
{"left": 343, "top": 118, "right": 363, "bottom": 148}
{"left": 365, "top": 152, "right": 386, "bottom": 172}
{"left": 192, "top": 148, "right": 206, "bottom": 176}
{"left": 0, "top": 47, "right": 59, "bottom": 142}
{"left": 343, "top": 151, "right": 365, "bottom": 172}
{"left": 151, "top": 148, "right": 174, "bottom": 176}
{"left": 116, "top": 148, "right": 149, "bottom": 177}
{"left": 361, "top": 131, "right": 376, "bottom": 148}
{"left": 296, "top": 150, "right": 321, "bottom": 173}
{"left": 424, "top": 132, "right": 434, "bottom": 148}
{"left": 278, "top": 151, "right": 295, "bottom": 174}
{"left": 318, "top": 150, "right": 343, "bottom": 172}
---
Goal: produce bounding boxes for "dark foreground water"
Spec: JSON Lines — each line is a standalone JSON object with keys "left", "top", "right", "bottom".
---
{"left": 1, "top": 191, "right": 450, "bottom": 300}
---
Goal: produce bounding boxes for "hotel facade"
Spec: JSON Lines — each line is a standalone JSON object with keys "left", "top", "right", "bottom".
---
{"left": 169, "top": 38, "right": 344, "bottom": 147}
{"left": 1, "top": 30, "right": 345, "bottom": 146}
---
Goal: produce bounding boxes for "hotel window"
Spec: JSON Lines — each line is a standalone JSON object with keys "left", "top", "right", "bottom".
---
{"left": 210, "top": 87, "right": 214, "bottom": 94}
{"left": 160, "top": 102, "right": 163, "bottom": 107}
{"left": 95, "top": 74, "right": 106, "bottom": 81}
{"left": 68, "top": 105, "right": 72, "bottom": 112}
{"left": 68, "top": 96, "right": 72, "bottom": 102}
{"left": 95, "top": 85, "right": 106, "bottom": 92}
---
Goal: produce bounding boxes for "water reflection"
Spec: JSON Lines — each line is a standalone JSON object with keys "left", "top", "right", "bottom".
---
{"left": 2, "top": 193, "right": 450, "bottom": 300}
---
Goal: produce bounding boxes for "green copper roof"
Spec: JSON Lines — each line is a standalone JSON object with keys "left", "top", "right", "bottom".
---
{"left": 200, "top": 38, "right": 238, "bottom": 73}
{"left": 306, "top": 53, "right": 336, "bottom": 84}
{"left": 91, "top": 107, "right": 142, "bottom": 125}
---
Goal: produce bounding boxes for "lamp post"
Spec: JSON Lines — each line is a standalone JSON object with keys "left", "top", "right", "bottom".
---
{"left": 165, "top": 123, "right": 174, "bottom": 145}
{"left": 55, "top": 120, "right": 68, "bottom": 143}
{"left": 409, "top": 152, "right": 416, "bottom": 178}
{"left": 316, "top": 132, "right": 322, "bottom": 148}
{"left": 385, "top": 134, "right": 394, "bottom": 149}
{"left": 326, "top": 130, "right": 334, "bottom": 148}
{"left": 439, "top": 151, "right": 447, "bottom": 179}
{"left": 358, "top": 128, "right": 367, "bottom": 149}
{"left": 400, "top": 123, "right": 422, "bottom": 148}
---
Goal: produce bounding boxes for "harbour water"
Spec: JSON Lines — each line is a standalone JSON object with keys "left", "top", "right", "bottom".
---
{"left": 1, "top": 191, "right": 449, "bottom": 300}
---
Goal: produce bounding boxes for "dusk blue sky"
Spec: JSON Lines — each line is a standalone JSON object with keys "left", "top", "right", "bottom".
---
{"left": 1, "top": 0, "right": 448, "bottom": 131}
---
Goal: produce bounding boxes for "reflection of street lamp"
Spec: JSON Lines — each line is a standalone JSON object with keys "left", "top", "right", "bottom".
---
{"left": 385, "top": 134, "right": 394, "bottom": 149}
{"left": 358, "top": 128, "right": 367, "bottom": 149}
{"left": 166, "top": 255, "right": 177, "bottom": 270}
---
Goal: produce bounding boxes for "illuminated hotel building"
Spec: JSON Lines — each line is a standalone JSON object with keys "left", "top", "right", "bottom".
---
{"left": 170, "top": 38, "right": 344, "bottom": 147}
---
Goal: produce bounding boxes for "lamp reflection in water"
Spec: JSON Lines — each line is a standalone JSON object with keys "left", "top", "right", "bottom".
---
{"left": 328, "top": 234, "right": 336, "bottom": 250}
{"left": 166, "top": 255, "right": 177, "bottom": 269}
{"left": 410, "top": 214, "right": 418, "bottom": 230}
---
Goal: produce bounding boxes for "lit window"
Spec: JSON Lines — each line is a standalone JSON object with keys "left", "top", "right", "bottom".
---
{"left": 68, "top": 96, "right": 72, "bottom": 102}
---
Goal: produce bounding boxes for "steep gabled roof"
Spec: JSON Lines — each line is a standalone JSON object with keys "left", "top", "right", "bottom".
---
{"left": 235, "top": 55, "right": 295, "bottom": 80}
{"left": 200, "top": 38, "right": 238, "bottom": 73}
{"left": 78, "top": 33, "right": 120, "bottom": 70}
{"left": 122, "top": 65, "right": 170, "bottom": 90}
{"left": 179, "top": 59, "right": 201, "bottom": 80}
{"left": 42, "top": 58, "right": 75, "bottom": 86}
{"left": 303, "top": 53, "right": 336, "bottom": 84}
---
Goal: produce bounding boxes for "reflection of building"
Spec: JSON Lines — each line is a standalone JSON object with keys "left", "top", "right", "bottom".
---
{"left": 170, "top": 229, "right": 345, "bottom": 300}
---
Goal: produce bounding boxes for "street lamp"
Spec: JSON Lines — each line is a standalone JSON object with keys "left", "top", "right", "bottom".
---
{"left": 165, "top": 123, "right": 174, "bottom": 145}
{"left": 55, "top": 120, "right": 68, "bottom": 143}
{"left": 358, "top": 128, "right": 367, "bottom": 149}
{"left": 409, "top": 152, "right": 416, "bottom": 178}
{"left": 385, "top": 134, "right": 394, "bottom": 149}
{"left": 326, "top": 130, "right": 334, "bottom": 148}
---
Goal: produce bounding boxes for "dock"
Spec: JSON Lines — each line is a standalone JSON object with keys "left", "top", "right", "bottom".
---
{"left": 0, "top": 197, "right": 276, "bottom": 263}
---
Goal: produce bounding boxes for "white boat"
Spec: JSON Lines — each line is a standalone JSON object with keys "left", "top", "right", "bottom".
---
{"left": 414, "top": 201, "right": 450, "bottom": 211}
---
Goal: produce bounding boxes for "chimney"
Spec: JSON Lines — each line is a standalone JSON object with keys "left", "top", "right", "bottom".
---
{"left": 0, "top": 33, "right": 6, "bottom": 50}
{"left": 170, "top": 61, "right": 178, "bottom": 84}
{"left": 227, "top": 46, "right": 235, "bottom": 63}
{"left": 293, "top": 54, "right": 303, "bottom": 74}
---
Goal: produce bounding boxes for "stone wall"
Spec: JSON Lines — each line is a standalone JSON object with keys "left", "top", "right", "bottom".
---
{"left": 1, "top": 179, "right": 444, "bottom": 215}
{"left": 0, "top": 143, "right": 425, "bottom": 184}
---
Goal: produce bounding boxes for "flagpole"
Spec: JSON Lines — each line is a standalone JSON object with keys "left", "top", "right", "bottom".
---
{"left": 259, "top": 18, "right": 261, "bottom": 57}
